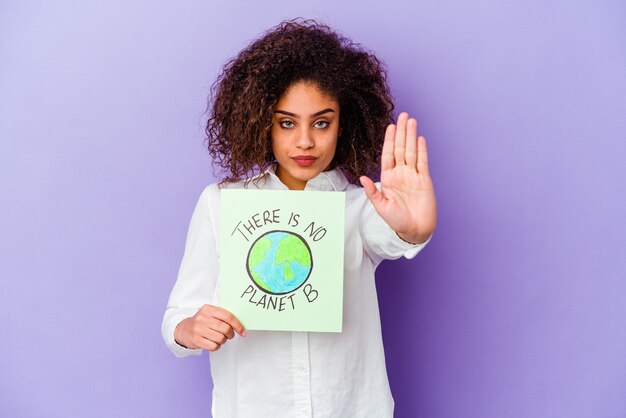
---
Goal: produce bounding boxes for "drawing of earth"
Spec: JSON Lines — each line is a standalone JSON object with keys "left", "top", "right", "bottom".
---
{"left": 246, "top": 230, "right": 313, "bottom": 295}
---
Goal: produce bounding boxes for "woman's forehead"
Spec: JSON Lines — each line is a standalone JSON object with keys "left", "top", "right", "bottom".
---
{"left": 275, "top": 81, "right": 339, "bottom": 112}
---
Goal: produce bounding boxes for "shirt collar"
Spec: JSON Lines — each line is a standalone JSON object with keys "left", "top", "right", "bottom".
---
{"left": 263, "top": 163, "right": 351, "bottom": 192}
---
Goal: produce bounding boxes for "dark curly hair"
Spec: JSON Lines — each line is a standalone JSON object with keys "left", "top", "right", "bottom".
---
{"left": 205, "top": 18, "right": 395, "bottom": 185}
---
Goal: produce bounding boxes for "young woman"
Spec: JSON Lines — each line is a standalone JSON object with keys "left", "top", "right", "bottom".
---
{"left": 162, "top": 18, "right": 437, "bottom": 417}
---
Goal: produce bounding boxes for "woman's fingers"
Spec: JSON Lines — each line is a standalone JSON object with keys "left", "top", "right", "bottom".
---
{"left": 405, "top": 118, "right": 418, "bottom": 167}
{"left": 417, "top": 136, "right": 429, "bottom": 175}
{"left": 384, "top": 112, "right": 418, "bottom": 169}
{"left": 394, "top": 112, "right": 409, "bottom": 165}
{"left": 200, "top": 304, "right": 247, "bottom": 337}
{"left": 193, "top": 320, "right": 236, "bottom": 351}
{"left": 360, "top": 175, "right": 389, "bottom": 218}
{"left": 204, "top": 328, "right": 230, "bottom": 346}
{"left": 202, "top": 317, "right": 235, "bottom": 340}
{"left": 190, "top": 328, "right": 228, "bottom": 352}
{"left": 195, "top": 336, "right": 222, "bottom": 352}
{"left": 360, "top": 176, "right": 383, "bottom": 207}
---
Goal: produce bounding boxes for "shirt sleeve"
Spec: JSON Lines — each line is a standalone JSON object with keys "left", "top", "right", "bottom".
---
{"left": 161, "top": 184, "right": 220, "bottom": 358}
{"left": 358, "top": 183, "right": 433, "bottom": 266}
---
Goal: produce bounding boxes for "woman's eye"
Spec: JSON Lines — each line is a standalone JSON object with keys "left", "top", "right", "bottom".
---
{"left": 314, "top": 121, "right": 329, "bottom": 129}
{"left": 280, "top": 120, "right": 295, "bottom": 128}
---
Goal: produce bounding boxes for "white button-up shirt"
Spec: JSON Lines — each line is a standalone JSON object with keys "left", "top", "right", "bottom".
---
{"left": 162, "top": 165, "right": 432, "bottom": 417}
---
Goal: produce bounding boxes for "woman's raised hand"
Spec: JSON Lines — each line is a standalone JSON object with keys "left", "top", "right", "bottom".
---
{"left": 174, "top": 305, "right": 247, "bottom": 352}
{"left": 359, "top": 112, "right": 437, "bottom": 244}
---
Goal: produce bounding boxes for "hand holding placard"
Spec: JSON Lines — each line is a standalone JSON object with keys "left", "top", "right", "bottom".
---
{"left": 174, "top": 304, "right": 247, "bottom": 352}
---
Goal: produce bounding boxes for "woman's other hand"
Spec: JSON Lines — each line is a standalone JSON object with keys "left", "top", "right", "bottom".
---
{"left": 359, "top": 112, "right": 437, "bottom": 244}
{"left": 174, "top": 304, "right": 247, "bottom": 352}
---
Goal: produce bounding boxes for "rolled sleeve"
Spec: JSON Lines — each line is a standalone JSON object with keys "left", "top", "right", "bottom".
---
{"left": 394, "top": 230, "right": 433, "bottom": 260}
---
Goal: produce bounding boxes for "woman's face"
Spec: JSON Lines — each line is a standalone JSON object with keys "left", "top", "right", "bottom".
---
{"left": 271, "top": 81, "right": 340, "bottom": 190}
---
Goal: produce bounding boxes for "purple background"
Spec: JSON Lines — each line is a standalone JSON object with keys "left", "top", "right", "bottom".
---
{"left": 1, "top": 1, "right": 625, "bottom": 417}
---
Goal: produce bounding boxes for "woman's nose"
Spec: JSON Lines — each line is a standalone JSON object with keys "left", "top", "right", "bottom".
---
{"left": 296, "top": 128, "right": 314, "bottom": 149}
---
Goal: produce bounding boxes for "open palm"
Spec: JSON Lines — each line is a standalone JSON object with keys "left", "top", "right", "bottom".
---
{"left": 359, "top": 112, "right": 437, "bottom": 244}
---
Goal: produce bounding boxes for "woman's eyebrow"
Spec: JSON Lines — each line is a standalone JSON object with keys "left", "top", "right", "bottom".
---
{"left": 273, "top": 108, "right": 335, "bottom": 118}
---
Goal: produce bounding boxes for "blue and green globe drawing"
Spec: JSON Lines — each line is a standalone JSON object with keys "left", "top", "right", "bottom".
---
{"left": 246, "top": 230, "right": 313, "bottom": 295}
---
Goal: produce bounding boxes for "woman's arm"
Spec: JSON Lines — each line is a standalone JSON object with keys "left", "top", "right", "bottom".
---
{"left": 162, "top": 185, "right": 245, "bottom": 357}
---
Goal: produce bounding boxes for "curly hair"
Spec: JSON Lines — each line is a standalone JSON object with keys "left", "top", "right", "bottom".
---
{"left": 205, "top": 18, "right": 395, "bottom": 185}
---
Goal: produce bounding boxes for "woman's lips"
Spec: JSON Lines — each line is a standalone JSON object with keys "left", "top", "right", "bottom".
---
{"left": 292, "top": 155, "right": 317, "bottom": 167}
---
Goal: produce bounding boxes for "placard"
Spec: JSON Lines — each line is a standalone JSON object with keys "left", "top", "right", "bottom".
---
{"left": 219, "top": 189, "right": 345, "bottom": 332}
